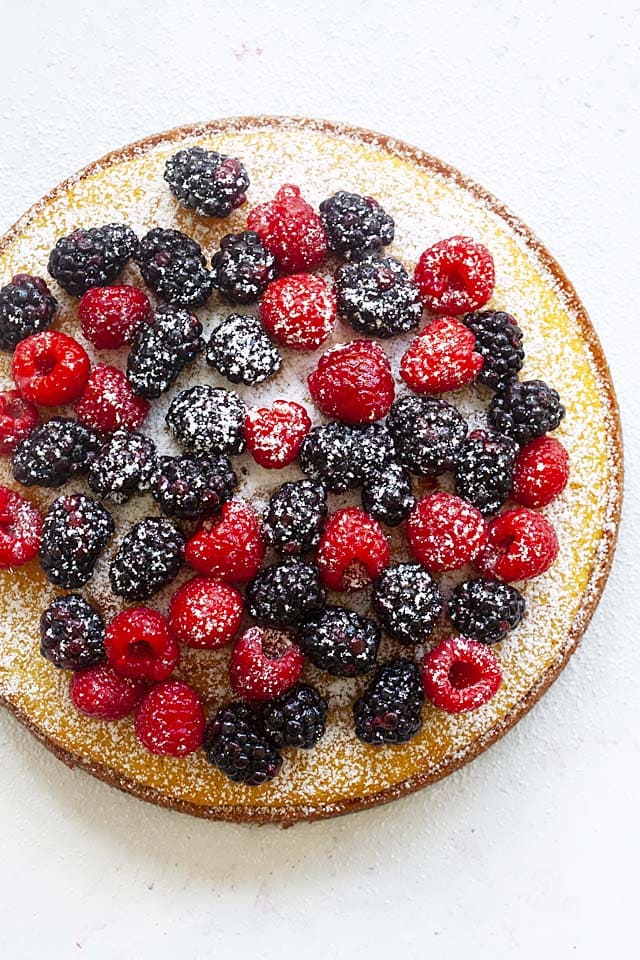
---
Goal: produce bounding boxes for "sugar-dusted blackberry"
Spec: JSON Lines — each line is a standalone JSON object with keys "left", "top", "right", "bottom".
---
{"left": 261, "top": 683, "right": 327, "bottom": 749}
{"left": 489, "top": 379, "right": 565, "bottom": 445}
{"left": 299, "top": 606, "right": 380, "bottom": 677}
{"left": 354, "top": 658, "right": 424, "bottom": 745}
{"left": 166, "top": 385, "right": 246, "bottom": 455}
{"left": 206, "top": 313, "right": 281, "bottom": 385}
{"left": 386, "top": 395, "right": 467, "bottom": 477}
{"left": 0, "top": 274, "right": 57, "bottom": 351}
{"left": 40, "top": 593, "right": 105, "bottom": 671}
{"left": 203, "top": 702, "right": 283, "bottom": 786}
{"left": 210, "top": 230, "right": 277, "bottom": 304}
{"left": 151, "top": 453, "right": 236, "bottom": 520}
{"left": 101, "top": 223, "right": 140, "bottom": 262}
{"left": 362, "top": 462, "right": 415, "bottom": 526}
{"left": 448, "top": 577, "right": 526, "bottom": 644}
{"left": 164, "top": 146, "right": 249, "bottom": 218}
{"left": 48, "top": 223, "right": 138, "bottom": 296}
{"left": 454, "top": 429, "right": 518, "bottom": 516}
{"left": 263, "top": 479, "right": 327, "bottom": 556}
{"left": 463, "top": 310, "right": 525, "bottom": 392}
{"left": 135, "top": 227, "right": 213, "bottom": 308}
{"left": 109, "top": 517, "right": 185, "bottom": 602}
{"left": 299, "top": 422, "right": 395, "bottom": 493}
{"left": 126, "top": 303, "right": 204, "bottom": 399}
{"left": 372, "top": 562, "right": 442, "bottom": 646}
{"left": 39, "top": 494, "right": 114, "bottom": 589}
{"left": 246, "top": 558, "right": 326, "bottom": 629}
{"left": 319, "top": 191, "right": 394, "bottom": 260}
{"left": 88, "top": 430, "right": 157, "bottom": 504}
{"left": 334, "top": 255, "right": 422, "bottom": 338}
{"left": 12, "top": 417, "right": 100, "bottom": 488}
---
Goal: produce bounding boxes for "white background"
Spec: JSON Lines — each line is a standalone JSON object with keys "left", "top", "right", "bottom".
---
{"left": 0, "top": 2, "right": 638, "bottom": 957}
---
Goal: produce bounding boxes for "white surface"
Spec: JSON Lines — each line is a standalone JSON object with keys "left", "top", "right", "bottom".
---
{"left": 0, "top": 1, "right": 637, "bottom": 957}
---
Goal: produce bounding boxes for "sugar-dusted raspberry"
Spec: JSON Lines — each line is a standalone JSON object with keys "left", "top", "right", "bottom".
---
{"left": 75, "top": 363, "right": 150, "bottom": 434}
{"left": 229, "top": 626, "right": 304, "bottom": 701}
{"left": 474, "top": 507, "right": 559, "bottom": 582}
{"left": 105, "top": 607, "right": 179, "bottom": 682}
{"left": 400, "top": 316, "right": 483, "bottom": 393}
{"left": 168, "top": 576, "right": 244, "bottom": 650}
{"left": 79, "top": 285, "right": 152, "bottom": 349}
{"left": 244, "top": 399, "right": 311, "bottom": 469}
{"left": 512, "top": 436, "right": 570, "bottom": 508}
{"left": 422, "top": 636, "right": 502, "bottom": 713}
{"left": 11, "top": 331, "right": 90, "bottom": 406}
{"left": 185, "top": 498, "right": 265, "bottom": 583}
{"left": 247, "top": 183, "right": 328, "bottom": 273}
{"left": 259, "top": 274, "right": 336, "bottom": 351}
{"left": 0, "top": 484, "right": 42, "bottom": 568}
{"left": 70, "top": 665, "right": 146, "bottom": 721}
{"left": 308, "top": 340, "right": 395, "bottom": 424}
{"left": 316, "top": 507, "right": 390, "bottom": 592}
{"left": 414, "top": 236, "right": 495, "bottom": 315}
{"left": 135, "top": 680, "right": 205, "bottom": 757}
{"left": 0, "top": 390, "right": 37, "bottom": 454}
{"left": 406, "top": 492, "right": 486, "bottom": 572}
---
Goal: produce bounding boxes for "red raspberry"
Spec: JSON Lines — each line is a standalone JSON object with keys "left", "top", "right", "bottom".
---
{"left": 229, "top": 625, "right": 304, "bottom": 701}
{"left": 105, "top": 607, "right": 179, "bottom": 682}
{"left": 75, "top": 363, "right": 150, "bottom": 433}
{"left": 414, "top": 236, "right": 495, "bottom": 315}
{"left": 0, "top": 390, "right": 38, "bottom": 454}
{"left": 70, "top": 664, "right": 147, "bottom": 721}
{"left": 12, "top": 331, "right": 90, "bottom": 406}
{"left": 0, "top": 484, "right": 42, "bottom": 568}
{"left": 168, "top": 576, "right": 244, "bottom": 650}
{"left": 308, "top": 340, "right": 395, "bottom": 424}
{"left": 260, "top": 274, "right": 336, "bottom": 351}
{"left": 422, "top": 636, "right": 502, "bottom": 713}
{"left": 247, "top": 183, "right": 327, "bottom": 273}
{"left": 512, "top": 436, "right": 570, "bottom": 508}
{"left": 400, "top": 316, "right": 483, "bottom": 393}
{"left": 79, "top": 285, "right": 152, "bottom": 349}
{"left": 135, "top": 680, "right": 205, "bottom": 756}
{"left": 475, "top": 507, "right": 559, "bottom": 582}
{"left": 185, "top": 499, "right": 265, "bottom": 583}
{"left": 244, "top": 399, "right": 311, "bottom": 469}
{"left": 406, "top": 492, "right": 486, "bottom": 572}
{"left": 316, "top": 507, "right": 390, "bottom": 591}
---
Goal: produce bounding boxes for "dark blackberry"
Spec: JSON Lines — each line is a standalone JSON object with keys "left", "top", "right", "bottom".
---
{"left": 0, "top": 274, "right": 57, "bottom": 351}
{"left": 210, "top": 230, "right": 277, "bottom": 304}
{"left": 12, "top": 417, "right": 100, "bottom": 488}
{"left": 299, "top": 606, "right": 380, "bottom": 677}
{"left": 40, "top": 594, "right": 105, "bottom": 671}
{"left": 166, "top": 385, "right": 246, "bottom": 455}
{"left": 463, "top": 310, "right": 525, "bottom": 392}
{"left": 246, "top": 559, "right": 326, "bottom": 629}
{"left": 206, "top": 313, "right": 281, "bottom": 385}
{"left": 203, "top": 703, "right": 283, "bottom": 786}
{"left": 164, "top": 146, "right": 249, "bottom": 218}
{"left": 101, "top": 223, "right": 139, "bottom": 262}
{"left": 361, "top": 462, "right": 415, "bottom": 526}
{"left": 263, "top": 480, "right": 327, "bottom": 556}
{"left": 299, "top": 422, "right": 395, "bottom": 493}
{"left": 151, "top": 453, "right": 236, "bottom": 520}
{"left": 354, "top": 658, "right": 424, "bottom": 745}
{"left": 39, "top": 494, "right": 114, "bottom": 589}
{"left": 454, "top": 429, "right": 518, "bottom": 516}
{"left": 319, "top": 191, "right": 394, "bottom": 260}
{"left": 261, "top": 683, "right": 327, "bottom": 749}
{"left": 126, "top": 303, "right": 204, "bottom": 399}
{"left": 372, "top": 563, "right": 442, "bottom": 646}
{"left": 109, "top": 517, "right": 185, "bottom": 602}
{"left": 448, "top": 577, "right": 526, "bottom": 644}
{"left": 88, "top": 430, "right": 157, "bottom": 504}
{"left": 48, "top": 223, "right": 138, "bottom": 296}
{"left": 386, "top": 396, "right": 467, "bottom": 476}
{"left": 334, "top": 255, "right": 422, "bottom": 338}
{"left": 489, "top": 379, "right": 565, "bottom": 445}
{"left": 135, "top": 227, "right": 213, "bottom": 308}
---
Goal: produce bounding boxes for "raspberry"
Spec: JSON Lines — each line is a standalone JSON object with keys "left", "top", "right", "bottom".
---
{"left": 299, "top": 606, "right": 380, "bottom": 677}
{"left": 166, "top": 385, "right": 246, "bottom": 456}
{"left": 39, "top": 494, "right": 114, "bottom": 588}
{"left": 247, "top": 183, "right": 327, "bottom": 273}
{"left": 12, "top": 331, "right": 90, "bottom": 406}
{"left": 0, "top": 390, "right": 37, "bottom": 454}
{"left": 0, "top": 485, "right": 42, "bottom": 568}
{"left": 40, "top": 594, "right": 105, "bottom": 671}
{"left": 135, "top": 680, "right": 205, "bottom": 757}
{"left": 308, "top": 340, "right": 395, "bottom": 424}
{"left": 185, "top": 499, "right": 265, "bottom": 583}
{"left": 263, "top": 479, "right": 327, "bottom": 556}
{"left": 246, "top": 558, "right": 325, "bottom": 628}
{"left": 206, "top": 313, "right": 281, "bottom": 385}
{"left": 488, "top": 379, "right": 565, "bottom": 445}
{"left": 512, "top": 436, "right": 570, "bottom": 508}
{"left": 386, "top": 396, "right": 467, "bottom": 477}
{"left": 463, "top": 310, "right": 524, "bottom": 392}
{"left": 109, "top": 517, "right": 185, "bottom": 601}
{"left": 210, "top": 231, "right": 277, "bottom": 305}
{"left": 422, "top": 636, "right": 502, "bottom": 713}
{"left": 335, "top": 255, "right": 422, "bottom": 338}
{"left": 354, "top": 658, "right": 425, "bottom": 745}
{"left": 260, "top": 683, "right": 327, "bottom": 749}
{"left": 361, "top": 462, "right": 415, "bottom": 527}
{"left": 126, "top": 303, "right": 204, "bottom": 400}
{"left": 48, "top": 224, "right": 138, "bottom": 297}
{"left": 474, "top": 507, "right": 559, "bottom": 582}
{"left": 372, "top": 563, "right": 442, "bottom": 646}
{"left": 414, "top": 236, "right": 495, "bottom": 315}
{"left": 406, "top": 492, "right": 487, "bottom": 572}
{"left": 259, "top": 274, "right": 336, "bottom": 351}
{"left": 12, "top": 417, "right": 100, "bottom": 488}
{"left": 317, "top": 507, "right": 390, "bottom": 592}
{"left": 299, "top": 422, "right": 395, "bottom": 492}
{"left": 151, "top": 453, "right": 236, "bottom": 520}
{"left": 0, "top": 274, "right": 57, "bottom": 351}
{"left": 135, "top": 227, "right": 212, "bottom": 308}
{"left": 454, "top": 429, "right": 518, "bottom": 516}
{"left": 448, "top": 578, "right": 526, "bottom": 644}
{"left": 88, "top": 429, "right": 157, "bottom": 504}
{"left": 105, "top": 607, "right": 179, "bottom": 682}
{"left": 204, "top": 703, "right": 283, "bottom": 786}
{"left": 70, "top": 665, "right": 146, "bottom": 721}
{"left": 169, "top": 576, "right": 244, "bottom": 650}
{"left": 164, "top": 146, "right": 249, "bottom": 218}
{"left": 79, "top": 285, "right": 152, "bottom": 349}
{"left": 230, "top": 626, "right": 304, "bottom": 701}
{"left": 244, "top": 400, "right": 311, "bottom": 470}
{"left": 400, "top": 316, "right": 483, "bottom": 393}
{"left": 319, "top": 191, "right": 394, "bottom": 259}
{"left": 75, "top": 364, "right": 150, "bottom": 434}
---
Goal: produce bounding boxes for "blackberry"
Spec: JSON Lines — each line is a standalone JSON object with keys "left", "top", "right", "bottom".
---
{"left": 361, "top": 462, "right": 415, "bottom": 526}
{"left": 151, "top": 453, "right": 236, "bottom": 520}
{"left": 334, "top": 255, "right": 422, "bottom": 338}
{"left": 448, "top": 577, "right": 526, "bottom": 644}
{"left": 354, "top": 658, "right": 424, "bottom": 745}
{"left": 203, "top": 702, "right": 283, "bottom": 786}
{"left": 0, "top": 274, "right": 57, "bottom": 351}
{"left": 39, "top": 494, "right": 114, "bottom": 589}
{"left": 263, "top": 479, "right": 327, "bottom": 556}
{"left": 463, "top": 310, "right": 525, "bottom": 392}
{"left": 386, "top": 396, "right": 467, "bottom": 476}
{"left": 206, "top": 313, "right": 281, "bottom": 385}
{"left": 48, "top": 223, "right": 138, "bottom": 296}
{"left": 12, "top": 417, "right": 100, "bottom": 488}
{"left": 489, "top": 379, "right": 565, "bottom": 445}
{"left": 372, "top": 563, "right": 442, "bottom": 646}
{"left": 299, "top": 422, "right": 395, "bottom": 493}
{"left": 164, "top": 146, "right": 249, "bottom": 218}
{"left": 299, "top": 606, "right": 380, "bottom": 677}
{"left": 166, "top": 385, "right": 246, "bottom": 455}
{"left": 454, "top": 429, "right": 518, "bottom": 516}
{"left": 319, "top": 191, "right": 394, "bottom": 260}
{"left": 261, "top": 683, "right": 327, "bottom": 749}
{"left": 210, "top": 230, "right": 277, "bottom": 304}
{"left": 126, "top": 303, "right": 204, "bottom": 399}
{"left": 135, "top": 227, "right": 213, "bottom": 308}
{"left": 109, "top": 517, "right": 185, "bottom": 602}
{"left": 40, "top": 594, "right": 105, "bottom": 671}
{"left": 88, "top": 430, "right": 157, "bottom": 504}
{"left": 246, "top": 559, "right": 325, "bottom": 629}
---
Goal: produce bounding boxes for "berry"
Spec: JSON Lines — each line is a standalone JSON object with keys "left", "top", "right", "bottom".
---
{"left": 386, "top": 396, "right": 467, "bottom": 476}
{"left": 126, "top": 303, "right": 204, "bottom": 400}
{"left": 70, "top": 665, "right": 146, "bottom": 721}
{"left": 135, "top": 681, "right": 205, "bottom": 757}
{"left": 151, "top": 453, "right": 236, "bottom": 520}
{"left": 48, "top": 223, "right": 138, "bottom": 296}
{"left": 299, "top": 421, "right": 395, "bottom": 492}
{"left": 448, "top": 578, "right": 525, "bottom": 644}
{"left": 474, "top": 507, "right": 559, "bottom": 582}
{"left": 299, "top": 606, "right": 380, "bottom": 677}
{"left": 422, "top": 636, "right": 502, "bottom": 713}
{"left": 488, "top": 379, "right": 565, "bottom": 445}
{"left": 0, "top": 274, "right": 57, "bottom": 351}
{"left": 0, "top": 485, "right": 42, "bottom": 568}
{"left": 512, "top": 436, "right": 570, "bottom": 508}
{"left": 135, "top": 227, "right": 212, "bottom": 307}
{"left": 406, "top": 492, "right": 487, "bottom": 572}
{"left": 75, "top": 363, "right": 150, "bottom": 433}
{"left": 79, "top": 284, "right": 151, "bottom": 349}
{"left": 259, "top": 274, "right": 336, "bottom": 351}
{"left": 261, "top": 683, "right": 327, "bottom": 749}
{"left": 185, "top": 499, "right": 264, "bottom": 582}
{"left": 0, "top": 390, "right": 37, "bottom": 454}
{"left": 247, "top": 183, "right": 327, "bottom": 273}
{"left": 319, "top": 191, "right": 394, "bottom": 259}
{"left": 400, "top": 316, "right": 483, "bottom": 393}
{"left": 372, "top": 562, "right": 442, "bottom": 646}
{"left": 88, "top": 429, "right": 157, "bottom": 504}
{"left": 308, "top": 340, "right": 395, "bottom": 424}
{"left": 354, "top": 658, "right": 424, "bottom": 745}
{"left": 463, "top": 310, "right": 524, "bottom": 391}
{"left": 109, "top": 517, "right": 185, "bottom": 601}
{"left": 230, "top": 626, "right": 304, "bottom": 701}
{"left": 168, "top": 576, "right": 243, "bottom": 650}
{"left": 206, "top": 313, "right": 281, "bottom": 385}
{"left": 414, "top": 236, "right": 495, "bottom": 315}
{"left": 317, "top": 507, "right": 390, "bottom": 592}
{"left": 246, "top": 558, "right": 325, "bottom": 628}
{"left": 105, "top": 607, "right": 179, "bottom": 681}
{"left": 210, "top": 230, "right": 277, "bottom": 305}
{"left": 454, "top": 429, "right": 518, "bottom": 516}
{"left": 12, "top": 331, "right": 90, "bottom": 405}
{"left": 39, "top": 494, "right": 114, "bottom": 588}
{"left": 263, "top": 479, "right": 327, "bottom": 556}
{"left": 335, "top": 255, "right": 422, "bottom": 338}
{"left": 244, "top": 400, "right": 311, "bottom": 470}
{"left": 166, "top": 385, "right": 246, "bottom": 455}
{"left": 40, "top": 593, "right": 105, "bottom": 670}
{"left": 164, "top": 146, "right": 249, "bottom": 217}
{"left": 12, "top": 417, "right": 100, "bottom": 487}
{"left": 203, "top": 703, "right": 283, "bottom": 786}
{"left": 361, "top": 462, "right": 415, "bottom": 527}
